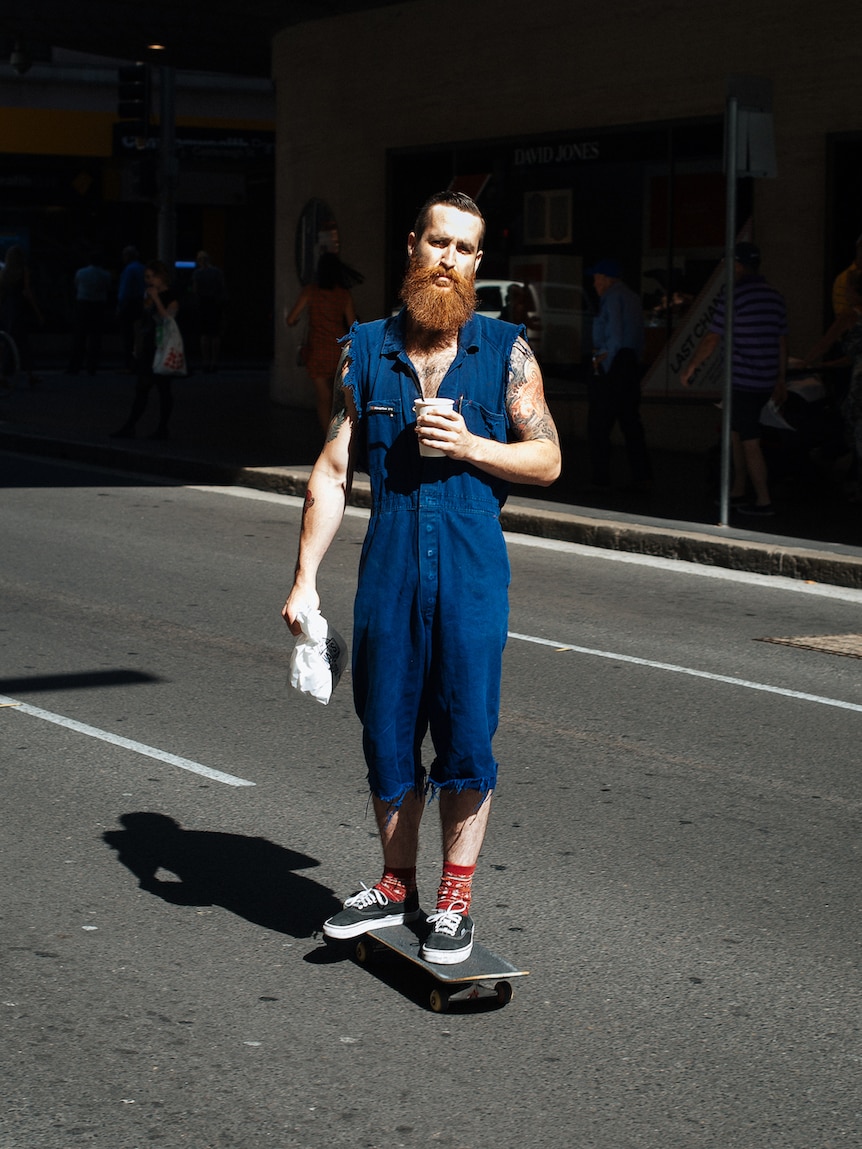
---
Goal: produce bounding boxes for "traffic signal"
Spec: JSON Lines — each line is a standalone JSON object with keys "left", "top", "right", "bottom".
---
{"left": 117, "top": 63, "right": 151, "bottom": 137}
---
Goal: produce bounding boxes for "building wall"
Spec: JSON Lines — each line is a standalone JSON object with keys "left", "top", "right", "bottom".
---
{"left": 272, "top": 0, "right": 861, "bottom": 404}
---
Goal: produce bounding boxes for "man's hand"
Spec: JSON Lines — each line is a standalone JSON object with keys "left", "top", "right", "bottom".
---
{"left": 282, "top": 583, "right": 319, "bottom": 636}
{"left": 415, "top": 408, "right": 471, "bottom": 458}
{"left": 680, "top": 362, "right": 696, "bottom": 388}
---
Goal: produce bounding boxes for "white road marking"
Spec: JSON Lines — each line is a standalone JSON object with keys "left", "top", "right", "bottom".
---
{"left": 0, "top": 694, "right": 255, "bottom": 787}
{"left": 503, "top": 532, "right": 862, "bottom": 604}
{"left": 507, "top": 632, "right": 862, "bottom": 714}
{"left": 191, "top": 483, "right": 862, "bottom": 713}
{"left": 188, "top": 483, "right": 862, "bottom": 604}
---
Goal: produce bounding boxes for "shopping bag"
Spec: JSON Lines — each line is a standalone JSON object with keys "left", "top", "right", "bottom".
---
{"left": 288, "top": 607, "right": 348, "bottom": 705}
{"left": 152, "top": 316, "right": 187, "bottom": 376}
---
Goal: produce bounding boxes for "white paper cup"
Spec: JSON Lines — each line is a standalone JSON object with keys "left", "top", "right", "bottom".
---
{"left": 413, "top": 397, "right": 455, "bottom": 457}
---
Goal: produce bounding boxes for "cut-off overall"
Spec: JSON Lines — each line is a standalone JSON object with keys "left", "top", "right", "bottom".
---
{"left": 345, "top": 312, "right": 520, "bottom": 806}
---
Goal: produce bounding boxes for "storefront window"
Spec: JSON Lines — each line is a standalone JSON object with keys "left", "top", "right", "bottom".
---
{"left": 295, "top": 198, "right": 340, "bottom": 286}
{"left": 388, "top": 119, "right": 750, "bottom": 392}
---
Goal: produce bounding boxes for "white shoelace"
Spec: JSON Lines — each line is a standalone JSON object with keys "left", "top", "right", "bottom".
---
{"left": 426, "top": 903, "right": 468, "bottom": 936}
{"left": 343, "top": 883, "right": 390, "bottom": 910}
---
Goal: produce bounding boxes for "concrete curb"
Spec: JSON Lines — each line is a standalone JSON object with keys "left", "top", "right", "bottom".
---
{"left": 496, "top": 501, "right": 862, "bottom": 588}
{"left": 4, "top": 427, "right": 862, "bottom": 590}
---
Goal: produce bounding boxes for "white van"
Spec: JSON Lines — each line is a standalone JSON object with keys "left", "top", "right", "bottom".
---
{"left": 474, "top": 278, "right": 594, "bottom": 368}
{"left": 392, "top": 277, "right": 595, "bottom": 370}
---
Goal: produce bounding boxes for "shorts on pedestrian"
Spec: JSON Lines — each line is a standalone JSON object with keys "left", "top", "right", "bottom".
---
{"left": 731, "top": 388, "right": 770, "bottom": 441}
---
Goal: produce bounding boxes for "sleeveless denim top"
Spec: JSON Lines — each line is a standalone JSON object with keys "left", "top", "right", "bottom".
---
{"left": 344, "top": 309, "right": 521, "bottom": 515}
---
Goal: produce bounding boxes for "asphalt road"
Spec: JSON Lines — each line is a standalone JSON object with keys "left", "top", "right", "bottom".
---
{"left": 2, "top": 452, "right": 860, "bottom": 1149}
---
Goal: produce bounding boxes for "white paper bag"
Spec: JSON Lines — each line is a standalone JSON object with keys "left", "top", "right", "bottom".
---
{"left": 288, "top": 607, "right": 348, "bottom": 705}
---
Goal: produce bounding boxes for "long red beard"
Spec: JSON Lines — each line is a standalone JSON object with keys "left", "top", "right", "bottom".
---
{"left": 399, "top": 260, "right": 477, "bottom": 334}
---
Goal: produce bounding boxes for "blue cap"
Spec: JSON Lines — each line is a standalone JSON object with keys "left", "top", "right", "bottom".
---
{"left": 734, "top": 242, "right": 761, "bottom": 268}
{"left": 587, "top": 257, "right": 622, "bottom": 278}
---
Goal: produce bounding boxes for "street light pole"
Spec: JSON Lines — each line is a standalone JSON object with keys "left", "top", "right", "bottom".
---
{"left": 719, "top": 93, "right": 738, "bottom": 529}
{"left": 157, "top": 65, "right": 177, "bottom": 271}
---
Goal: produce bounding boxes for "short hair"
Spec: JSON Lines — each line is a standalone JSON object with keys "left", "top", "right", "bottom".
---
{"left": 412, "top": 190, "right": 485, "bottom": 247}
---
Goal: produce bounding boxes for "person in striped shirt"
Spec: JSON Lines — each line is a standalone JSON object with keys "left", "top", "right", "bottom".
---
{"left": 681, "top": 242, "right": 787, "bottom": 517}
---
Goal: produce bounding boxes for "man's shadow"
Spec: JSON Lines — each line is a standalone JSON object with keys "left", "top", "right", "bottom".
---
{"left": 103, "top": 812, "right": 341, "bottom": 938}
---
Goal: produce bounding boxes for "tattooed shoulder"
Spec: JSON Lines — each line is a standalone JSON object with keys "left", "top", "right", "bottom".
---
{"left": 326, "top": 347, "right": 353, "bottom": 442}
{"left": 506, "top": 336, "right": 559, "bottom": 444}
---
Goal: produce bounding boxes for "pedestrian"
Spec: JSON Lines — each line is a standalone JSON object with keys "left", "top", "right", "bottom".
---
{"left": 116, "top": 246, "right": 146, "bottom": 371}
{"left": 111, "top": 260, "right": 179, "bottom": 440}
{"left": 284, "top": 252, "right": 359, "bottom": 432}
{"left": 587, "top": 257, "right": 652, "bottom": 490}
{"left": 281, "top": 190, "right": 561, "bottom": 963}
{"left": 831, "top": 232, "right": 862, "bottom": 318}
{"left": 804, "top": 269, "right": 862, "bottom": 501}
{"left": 190, "top": 251, "right": 226, "bottom": 373}
{"left": 0, "top": 245, "right": 43, "bottom": 388}
{"left": 67, "top": 251, "right": 112, "bottom": 375}
{"left": 681, "top": 242, "right": 788, "bottom": 517}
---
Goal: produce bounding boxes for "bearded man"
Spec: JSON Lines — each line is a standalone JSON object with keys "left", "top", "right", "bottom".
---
{"left": 283, "top": 190, "right": 560, "bottom": 963}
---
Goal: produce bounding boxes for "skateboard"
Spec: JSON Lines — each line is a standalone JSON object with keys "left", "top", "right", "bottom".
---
{"left": 350, "top": 916, "right": 528, "bottom": 1012}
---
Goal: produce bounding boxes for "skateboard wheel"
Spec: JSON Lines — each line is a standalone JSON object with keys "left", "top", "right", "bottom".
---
{"left": 494, "top": 981, "right": 514, "bottom": 1006}
{"left": 429, "top": 988, "right": 449, "bottom": 1013}
{"left": 355, "top": 939, "right": 371, "bottom": 964}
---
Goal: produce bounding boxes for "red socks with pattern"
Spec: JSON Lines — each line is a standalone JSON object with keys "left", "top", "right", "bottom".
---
{"left": 374, "top": 867, "right": 416, "bottom": 905}
{"left": 435, "top": 862, "right": 475, "bottom": 914}
{"left": 375, "top": 863, "right": 476, "bottom": 913}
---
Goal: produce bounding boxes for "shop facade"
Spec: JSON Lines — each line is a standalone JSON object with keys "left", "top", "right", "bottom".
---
{"left": 271, "top": 0, "right": 861, "bottom": 411}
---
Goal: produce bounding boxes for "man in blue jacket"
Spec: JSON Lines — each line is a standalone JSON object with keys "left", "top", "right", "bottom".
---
{"left": 282, "top": 191, "right": 560, "bottom": 963}
{"left": 588, "top": 257, "right": 652, "bottom": 491}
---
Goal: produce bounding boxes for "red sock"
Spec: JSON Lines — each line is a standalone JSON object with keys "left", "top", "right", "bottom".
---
{"left": 435, "top": 862, "right": 475, "bottom": 913}
{"left": 375, "top": 867, "right": 416, "bottom": 904}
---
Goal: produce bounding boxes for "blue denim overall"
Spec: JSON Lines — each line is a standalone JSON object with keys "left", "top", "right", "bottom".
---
{"left": 344, "top": 311, "right": 521, "bottom": 805}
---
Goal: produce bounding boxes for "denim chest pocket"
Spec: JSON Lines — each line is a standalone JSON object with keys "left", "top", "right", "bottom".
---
{"left": 366, "top": 402, "right": 398, "bottom": 419}
{"left": 365, "top": 401, "right": 401, "bottom": 443}
{"left": 459, "top": 398, "right": 508, "bottom": 443}
{"left": 362, "top": 398, "right": 411, "bottom": 472}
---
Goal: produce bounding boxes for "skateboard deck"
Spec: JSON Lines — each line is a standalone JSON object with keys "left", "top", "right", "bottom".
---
{"left": 353, "top": 915, "right": 529, "bottom": 1012}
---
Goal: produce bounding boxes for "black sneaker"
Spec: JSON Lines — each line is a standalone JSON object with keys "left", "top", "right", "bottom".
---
{"left": 322, "top": 883, "right": 420, "bottom": 939}
{"left": 736, "top": 502, "right": 776, "bottom": 517}
{"left": 420, "top": 906, "right": 474, "bottom": 965}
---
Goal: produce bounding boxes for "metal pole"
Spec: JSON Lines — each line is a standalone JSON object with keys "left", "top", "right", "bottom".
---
{"left": 719, "top": 94, "right": 738, "bottom": 527}
{"left": 157, "top": 65, "right": 177, "bottom": 272}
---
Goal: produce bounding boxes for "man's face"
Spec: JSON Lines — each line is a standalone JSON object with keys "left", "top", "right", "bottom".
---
{"left": 593, "top": 273, "right": 614, "bottom": 297}
{"left": 407, "top": 204, "right": 484, "bottom": 286}
{"left": 401, "top": 204, "right": 484, "bottom": 334}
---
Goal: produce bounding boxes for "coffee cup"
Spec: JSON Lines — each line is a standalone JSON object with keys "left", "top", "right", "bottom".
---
{"left": 413, "top": 397, "right": 455, "bottom": 457}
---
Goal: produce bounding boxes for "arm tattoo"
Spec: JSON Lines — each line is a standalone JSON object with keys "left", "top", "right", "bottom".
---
{"left": 326, "top": 346, "right": 352, "bottom": 443}
{"left": 507, "top": 337, "right": 559, "bottom": 444}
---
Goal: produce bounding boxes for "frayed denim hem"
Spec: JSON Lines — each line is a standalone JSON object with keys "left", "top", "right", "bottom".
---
{"left": 424, "top": 777, "right": 495, "bottom": 811}
{"left": 367, "top": 775, "right": 427, "bottom": 821}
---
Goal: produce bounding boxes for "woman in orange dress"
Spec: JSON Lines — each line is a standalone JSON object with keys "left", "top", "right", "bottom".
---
{"left": 285, "top": 253, "right": 358, "bottom": 431}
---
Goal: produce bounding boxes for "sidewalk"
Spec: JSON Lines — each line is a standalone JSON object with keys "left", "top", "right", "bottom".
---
{"left": 2, "top": 363, "right": 861, "bottom": 589}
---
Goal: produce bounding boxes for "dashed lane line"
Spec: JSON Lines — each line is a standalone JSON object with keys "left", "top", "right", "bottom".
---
{"left": 508, "top": 632, "right": 862, "bottom": 714}
{"left": 0, "top": 694, "right": 255, "bottom": 787}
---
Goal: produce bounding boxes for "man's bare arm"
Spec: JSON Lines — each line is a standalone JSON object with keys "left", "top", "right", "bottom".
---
{"left": 282, "top": 349, "right": 357, "bottom": 633}
{"left": 680, "top": 331, "right": 720, "bottom": 386}
{"left": 416, "top": 336, "right": 561, "bottom": 485}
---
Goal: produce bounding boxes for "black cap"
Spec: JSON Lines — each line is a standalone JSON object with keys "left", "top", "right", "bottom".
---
{"left": 734, "top": 242, "right": 761, "bottom": 268}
